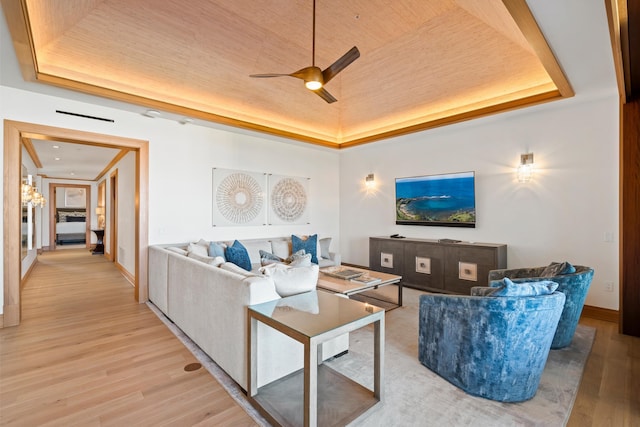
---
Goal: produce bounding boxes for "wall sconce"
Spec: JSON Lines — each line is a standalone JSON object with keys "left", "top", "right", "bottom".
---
{"left": 517, "top": 153, "right": 534, "bottom": 183}
{"left": 365, "top": 173, "right": 375, "bottom": 188}
{"left": 95, "top": 206, "right": 105, "bottom": 229}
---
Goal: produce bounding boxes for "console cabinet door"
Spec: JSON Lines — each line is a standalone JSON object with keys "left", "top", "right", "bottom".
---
{"left": 403, "top": 242, "right": 445, "bottom": 291}
{"left": 369, "top": 238, "right": 404, "bottom": 277}
{"left": 443, "top": 246, "right": 497, "bottom": 294}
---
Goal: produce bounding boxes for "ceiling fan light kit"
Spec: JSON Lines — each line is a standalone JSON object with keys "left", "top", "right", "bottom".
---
{"left": 304, "top": 67, "right": 324, "bottom": 90}
{"left": 249, "top": 0, "right": 359, "bottom": 103}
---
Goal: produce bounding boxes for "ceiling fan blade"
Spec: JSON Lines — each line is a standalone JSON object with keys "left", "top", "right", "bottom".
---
{"left": 322, "top": 46, "right": 360, "bottom": 84}
{"left": 314, "top": 87, "right": 337, "bottom": 103}
{"left": 249, "top": 73, "right": 292, "bottom": 78}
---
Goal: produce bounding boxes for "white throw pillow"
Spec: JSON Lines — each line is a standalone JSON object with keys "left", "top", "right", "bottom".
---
{"left": 289, "top": 253, "right": 312, "bottom": 267}
{"left": 187, "top": 242, "right": 208, "bottom": 257}
{"left": 196, "top": 238, "right": 210, "bottom": 248}
{"left": 259, "top": 263, "right": 319, "bottom": 297}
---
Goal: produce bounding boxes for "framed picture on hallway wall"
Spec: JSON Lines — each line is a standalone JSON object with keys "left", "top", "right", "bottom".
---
{"left": 64, "top": 188, "right": 86, "bottom": 208}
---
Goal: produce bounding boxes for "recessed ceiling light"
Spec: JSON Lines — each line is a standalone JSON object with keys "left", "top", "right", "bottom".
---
{"left": 143, "top": 109, "right": 162, "bottom": 118}
{"left": 55, "top": 157, "right": 60, "bottom": 161}
{"left": 52, "top": 145, "right": 59, "bottom": 149}
{"left": 70, "top": 172, "right": 75, "bottom": 176}
{"left": 179, "top": 117, "right": 193, "bottom": 125}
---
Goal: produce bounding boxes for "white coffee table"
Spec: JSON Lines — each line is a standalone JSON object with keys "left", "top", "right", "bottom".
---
{"left": 248, "top": 291, "right": 384, "bottom": 427}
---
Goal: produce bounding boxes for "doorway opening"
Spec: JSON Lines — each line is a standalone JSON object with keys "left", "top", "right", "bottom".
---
{"left": 48, "top": 183, "right": 92, "bottom": 251}
{"left": 3, "top": 120, "right": 149, "bottom": 327}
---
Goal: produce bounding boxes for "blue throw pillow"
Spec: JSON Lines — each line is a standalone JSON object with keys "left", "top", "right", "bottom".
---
{"left": 208, "top": 242, "right": 226, "bottom": 260}
{"left": 225, "top": 240, "right": 251, "bottom": 271}
{"left": 490, "top": 278, "right": 558, "bottom": 297}
{"left": 292, "top": 234, "right": 318, "bottom": 264}
{"left": 259, "top": 249, "right": 283, "bottom": 266}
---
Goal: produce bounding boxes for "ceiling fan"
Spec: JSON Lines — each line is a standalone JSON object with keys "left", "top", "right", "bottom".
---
{"left": 249, "top": 0, "right": 360, "bottom": 103}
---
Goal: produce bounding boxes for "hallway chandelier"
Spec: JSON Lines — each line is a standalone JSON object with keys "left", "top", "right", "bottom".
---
{"left": 22, "top": 179, "right": 47, "bottom": 208}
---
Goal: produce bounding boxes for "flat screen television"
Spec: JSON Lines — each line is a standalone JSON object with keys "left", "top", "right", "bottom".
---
{"left": 395, "top": 171, "right": 476, "bottom": 228}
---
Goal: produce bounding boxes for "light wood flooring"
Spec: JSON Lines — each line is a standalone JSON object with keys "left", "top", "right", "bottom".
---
{"left": 568, "top": 316, "right": 640, "bottom": 426}
{"left": 1, "top": 249, "right": 639, "bottom": 426}
{"left": 0, "top": 249, "right": 257, "bottom": 426}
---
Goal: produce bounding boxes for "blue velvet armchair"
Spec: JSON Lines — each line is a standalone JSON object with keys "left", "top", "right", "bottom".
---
{"left": 488, "top": 263, "right": 594, "bottom": 349}
{"left": 418, "top": 281, "right": 565, "bottom": 402}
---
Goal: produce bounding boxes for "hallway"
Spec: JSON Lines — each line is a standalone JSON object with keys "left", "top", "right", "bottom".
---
{"left": 0, "top": 249, "right": 257, "bottom": 426}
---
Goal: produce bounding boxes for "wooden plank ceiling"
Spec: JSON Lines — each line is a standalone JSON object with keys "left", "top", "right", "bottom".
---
{"left": 4, "top": 0, "right": 572, "bottom": 148}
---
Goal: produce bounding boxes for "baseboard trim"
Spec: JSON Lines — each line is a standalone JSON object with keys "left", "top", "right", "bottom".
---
{"left": 581, "top": 305, "right": 619, "bottom": 323}
{"left": 21, "top": 258, "right": 38, "bottom": 288}
{"left": 116, "top": 262, "right": 135, "bottom": 286}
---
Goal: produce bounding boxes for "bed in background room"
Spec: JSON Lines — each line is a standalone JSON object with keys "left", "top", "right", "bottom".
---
{"left": 56, "top": 208, "right": 87, "bottom": 245}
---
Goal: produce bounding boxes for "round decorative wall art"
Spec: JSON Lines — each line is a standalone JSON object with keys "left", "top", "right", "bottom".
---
{"left": 271, "top": 177, "right": 307, "bottom": 222}
{"left": 216, "top": 172, "right": 264, "bottom": 224}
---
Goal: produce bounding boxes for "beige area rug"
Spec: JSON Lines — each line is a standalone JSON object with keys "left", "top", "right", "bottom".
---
{"left": 149, "top": 286, "right": 595, "bottom": 427}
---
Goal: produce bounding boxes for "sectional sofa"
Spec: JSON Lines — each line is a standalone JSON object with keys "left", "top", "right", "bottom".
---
{"left": 148, "top": 236, "right": 347, "bottom": 390}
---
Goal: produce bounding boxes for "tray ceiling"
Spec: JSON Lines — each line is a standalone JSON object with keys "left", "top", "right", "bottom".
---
{"left": 3, "top": 0, "right": 572, "bottom": 148}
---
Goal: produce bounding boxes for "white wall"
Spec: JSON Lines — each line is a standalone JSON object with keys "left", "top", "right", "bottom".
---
{"left": 339, "top": 93, "right": 620, "bottom": 310}
{"left": 148, "top": 123, "right": 340, "bottom": 244}
{"left": 0, "top": 85, "right": 341, "bottom": 314}
{"left": 108, "top": 151, "right": 136, "bottom": 274}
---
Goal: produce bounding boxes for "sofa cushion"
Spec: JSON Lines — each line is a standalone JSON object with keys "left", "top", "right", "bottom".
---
{"left": 489, "top": 278, "right": 558, "bottom": 297}
{"left": 292, "top": 234, "right": 318, "bottom": 264}
{"left": 225, "top": 240, "right": 252, "bottom": 271}
{"left": 208, "top": 242, "right": 226, "bottom": 259}
{"left": 540, "top": 261, "right": 576, "bottom": 277}
{"left": 259, "top": 263, "right": 319, "bottom": 297}
{"left": 187, "top": 242, "right": 209, "bottom": 257}
{"left": 187, "top": 252, "right": 225, "bottom": 266}
{"left": 220, "top": 261, "right": 256, "bottom": 277}
{"left": 319, "top": 237, "right": 332, "bottom": 260}
{"left": 271, "top": 240, "right": 291, "bottom": 259}
{"left": 238, "top": 240, "right": 274, "bottom": 266}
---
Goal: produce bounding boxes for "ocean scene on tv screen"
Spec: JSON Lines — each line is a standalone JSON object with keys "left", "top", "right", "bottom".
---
{"left": 396, "top": 172, "right": 476, "bottom": 225}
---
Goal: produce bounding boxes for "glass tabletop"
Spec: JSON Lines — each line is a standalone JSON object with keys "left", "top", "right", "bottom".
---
{"left": 249, "top": 291, "right": 383, "bottom": 338}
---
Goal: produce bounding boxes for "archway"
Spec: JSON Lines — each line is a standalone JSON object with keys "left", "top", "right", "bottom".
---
{"left": 3, "top": 120, "right": 149, "bottom": 327}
